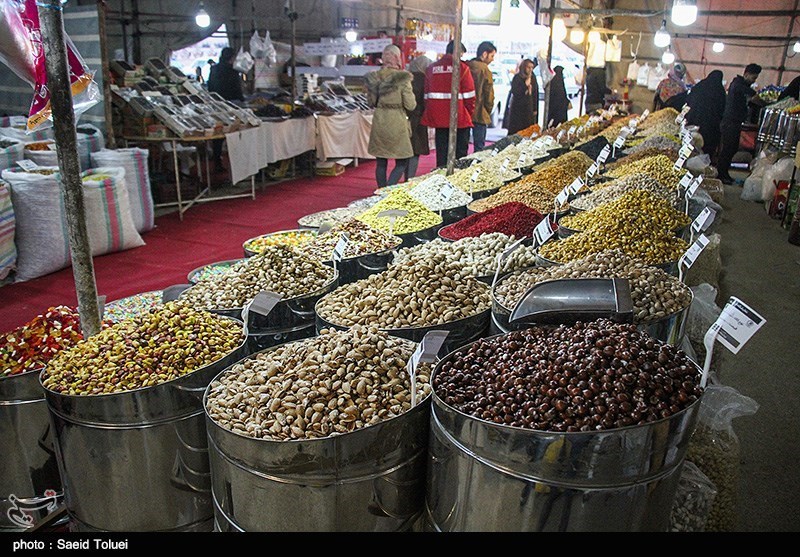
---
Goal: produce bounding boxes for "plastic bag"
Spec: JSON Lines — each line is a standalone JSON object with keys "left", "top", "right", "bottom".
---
{"left": 648, "top": 64, "right": 667, "bottom": 91}
{"left": 684, "top": 233, "right": 722, "bottom": 289}
{"left": 233, "top": 47, "right": 254, "bottom": 74}
{"left": 263, "top": 31, "right": 277, "bottom": 66}
{"left": 686, "top": 153, "right": 711, "bottom": 175}
{"left": 760, "top": 156, "right": 795, "bottom": 203}
{"left": 636, "top": 63, "right": 650, "bottom": 87}
{"left": 249, "top": 31, "right": 267, "bottom": 59}
{"left": 685, "top": 283, "right": 723, "bottom": 375}
{"left": 687, "top": 384, "right": 759, "bottom": 532}
{"left": 741, "top": 151, "right": 777, "bottom": 201}
{"left": 626, "top": 60, "right": 640, "bottom": 82}
{"left": 669, "top": 461, "right": 718, "bottom": 532}
{"left": 0, "top": 0, "right": 101, "bottom": 133}
{"left": 604, "top": 35, "right": 622, "bottom": 62}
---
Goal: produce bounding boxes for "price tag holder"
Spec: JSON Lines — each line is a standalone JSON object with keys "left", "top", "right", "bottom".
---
{"left": 701, "top": 297, "right": 766, "bottom": 387}
{"left": 407, "top": 330, "right": 450, "bottom": 406}
{"left": 517, "top": 151, "right": 528, "bottom": 168}
{"left": 555, "top": 186, "right": 570, "bottom": 208}
{"left": 332, "top": 233, "right": 349, "bottom": 267}
{"left": 491, "top": 148, "right": 499, "bottom": 156}
{"left": 678, "top": 233, "right": 710, "bottom": 282}
{"left": 162, "top": 284, "right": 192, "bottom": 303}
{"left": 685, "top": 175, "right": 703, "bottom": 199}
{"left": 673, "top": 155, "right": 687, "bottom": 170}
{"left": 691, "top": 206, "right": 716, "bottom": 235}
{"left": 377, "top": 209, "right": 408, "bottom": 236}
{"left": 533, "top": 217, "right": 556, "bottom": 248}
{"left": 471, "top": 167, "right": 481, "bottom": 182}
{"left": 16, "top": 160, "right": 39, "bottom": 172}
{"left": 586, "top": 163, "right": 599, "bottom": 179}
{"left": 242, "top": 291, "right": 283, "bottom": 336}
{"left": 679, "top": 143, "right": 694, "bottom": 158}
{"left": 500, "top": 158, "right": 510, "bottom": 173}
{"left": 678, "top": 172, "right": 693, "bottom": 192}
{"left": 568, "top": 176, "right": 585, "bottom": 195}
{"left": 613, "top": 136, "right": 625, "bottom": 150}
{"left": 568, "top": 126, "right": 577, "bottom": 137}
{"left": 597, "top": 145, "right": 611, "bottom": 164}
{"left": 491, "top": 237, "right": 526, "bottom": 289}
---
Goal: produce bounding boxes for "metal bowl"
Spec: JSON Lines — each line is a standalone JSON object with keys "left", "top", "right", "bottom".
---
{"left": 187, "top": 259, "right": 246, "bottom": 284}
{"left": 242, "top": 229, "right": 316, "bottom": 258}
{"left": 396, "top": 221, "right": 444, "bottom": 249}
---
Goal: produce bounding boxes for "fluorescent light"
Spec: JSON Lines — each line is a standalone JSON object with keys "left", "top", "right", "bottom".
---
{"left": 588, "top": 30, "right": 602, "bottom": 44}
{"left": 195, "top": 3, "right": 210, "bottom": 28}
{"left": 552, "top": 17, "right": 567, "bottom": 43}
{"left": 654, "top": 20, "right": 671, "bottom": 48}
{"left": 569, "top": 28, "right": 585, "bottom": 45}
{"left": 712, "top": 41, "right": 724, "bottom": 53}
{"left": 671, "top": 0, "right": 698, "bottom": 27}
{"left": 345, "top": 30, "right": 358, "bottom": 42}
{"left": 794, "top": 40, "right": 800, "bottom": 53}
{"left": 469, "top": 0, "right": 495, "bottom": 18}
{"left": 662, "top": 49, "right": 675, "bottom": 64}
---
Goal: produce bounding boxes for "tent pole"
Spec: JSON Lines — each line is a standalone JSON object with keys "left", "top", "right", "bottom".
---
{"left": 778, "top": 0, "right": 800, "bottom": 85}
{"left": 97, "top": 0, "right": 116, "bottom": 149}
{"left": 38, "top": 0, "right": 101, "bottom": 337}
{"left": 446, "top": 0, "right": 463, "bottom": 176}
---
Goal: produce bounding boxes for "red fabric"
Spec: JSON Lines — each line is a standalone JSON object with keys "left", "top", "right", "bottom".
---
{"left": 420, "top": 55, "right": 476, "bottom": 129}
{"left": 0, "top": 155, "right": 437, "bottom": 331}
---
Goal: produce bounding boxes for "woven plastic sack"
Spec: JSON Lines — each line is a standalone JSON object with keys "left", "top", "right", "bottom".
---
{"left": 24, "top": 139, "right": 91, "bottom": 171}
{"left": 0, "top": 120, "right": 52, "bottom": 142}
{"left": 0, "top": 180, "right": 15, "bottom": 279}
{"left": 76, "top": 123, "right": 106, "bottom": 154}
{"left": 81, "top": 168, "right": 145, "bottom": 255}
{"left": 0, "top": 138, "right": 23, "bottom": 173}
{"left": 90, "top": 148, "right": 154, "bottom": 232}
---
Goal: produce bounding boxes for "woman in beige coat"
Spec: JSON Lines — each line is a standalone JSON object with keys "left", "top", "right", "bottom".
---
{"left": 366, "top": 45, "right": 416, "bottom": 187}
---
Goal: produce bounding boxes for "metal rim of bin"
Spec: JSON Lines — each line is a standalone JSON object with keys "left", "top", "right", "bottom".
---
{"left": 241, "top": 229, "right": 317, "bottom": 258}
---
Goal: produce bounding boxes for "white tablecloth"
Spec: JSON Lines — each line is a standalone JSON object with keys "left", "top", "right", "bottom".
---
{"left": 225, "top": 117, "right": 317, "bottom": 184}
{"left": 316, "top": 111, "right": 374, "bottom": 160}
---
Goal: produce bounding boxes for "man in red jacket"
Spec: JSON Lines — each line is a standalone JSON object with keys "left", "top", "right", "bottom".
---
{"left": 421, "top": 41, "right": 476, "bottom": 168}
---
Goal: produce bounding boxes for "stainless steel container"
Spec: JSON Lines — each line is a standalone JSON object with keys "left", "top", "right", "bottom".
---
{"left": 41, "top": 326, "right": 247, "bottom": 532}
{"left": 323, "top": 245, "right": 400, "bottom": 286}
{"left": 396, "top": 222, "right": 443, "bottom": 249}
{"left": 438, "top": 205, "right": 468, "bottom": 226}
{"left": 204, "top": 350, "right": 431, "bottom": 532}
{"left": 425, "top": 337, "right": 702, "bottom": 532}
{"left": 0, "top": 369, "right": 63, "bottom": 531}
{"left": 187, "top": 259, "right": 245, "bottom": 285}
{"left": 241, "top": 229, "right": 316, "bottom": 258}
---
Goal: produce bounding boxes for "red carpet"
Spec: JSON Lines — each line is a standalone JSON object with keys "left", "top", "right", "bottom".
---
{"left": 1, "top": 155, "right": 437, "bottom": 331}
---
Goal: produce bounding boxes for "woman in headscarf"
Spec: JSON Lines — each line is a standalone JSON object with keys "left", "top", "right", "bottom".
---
{"left": 404, "top": 55, "right": 431, "bottom": 181}
{"left": 505, "top": 58, "right": 539, "bottom": 135}
{"left": 365, "top": 45, "right": 416, "bottom": 187}
{"left": 686, "top": 69, "right": 727, "bottom": 157}
{"left": 653, "top": 63, "right": 688, "bottom": 111}
{"left": 547, "top": 65, "right": 570, "bottom": 128}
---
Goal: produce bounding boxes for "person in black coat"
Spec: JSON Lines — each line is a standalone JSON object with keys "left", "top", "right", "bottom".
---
{"left": 547, "top": 65, "right": 570, "bottom": 128}
{"left": 686, "top": 70, "right": 726, "bottom": 158}
{"left": 208, "top": 47, "right": 244, "bottom": 172}
{"left": 505, "top": 58, "right": 538, "bottom": 135}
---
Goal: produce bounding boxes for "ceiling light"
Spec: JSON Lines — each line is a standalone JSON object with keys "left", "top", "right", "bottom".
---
{"left": 195, "top": 2, "right": 210, "bottom": 28}
{"left": 662, "top": 48, "right": 675, "bottom": 65}
{"left": 552, "top": 17, "right": 567, "bottom": 43}
{"left": 794, "top": 40, "right": 800, "bottom": 53}
{"left": 468, "top": 0, "right": 496, "bottom": 18}
{"left": 671, "top": 0, "right": 698, "bottom": 27}
{"left": 345, "top": 30, "right": 358, "bottom": 42}
{"left": 654, "top": 20, "right": 671, "bottom": 48}
{"left": 588, "top": 30, "right": 602, "bottom": 44}
{"left": 569, "top": 28, "right": 585, "bottom": 45}
{"left": 712, "top": 41, "right": 724, "bottom": 53}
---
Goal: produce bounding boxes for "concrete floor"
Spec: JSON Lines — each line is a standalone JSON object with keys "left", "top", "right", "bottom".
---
{"left": 715, "top": 182, "right": 800, "bottom": 531}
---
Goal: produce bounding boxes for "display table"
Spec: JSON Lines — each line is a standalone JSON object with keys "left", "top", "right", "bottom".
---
{"left": 316, "top": 111, "right": 374, "bottom": 161}
{"left": 225, "top": 117, "right": 316, "bottom": 185}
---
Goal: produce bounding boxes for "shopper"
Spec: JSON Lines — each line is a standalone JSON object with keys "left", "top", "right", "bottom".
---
{"left": 718, "top": 63, "right": 764, "bottom": 184}
{"left": 422, "top": 41, "right": 476, "bottom": 168}
{"left": 653, "top": 63, "right": 688, "bottom": 112}
{"left": 686, "top": 70, "right": 726, "bottom": 158}
{"left": 468, "top": 41, "right": 497, "bottom": 152}
{"left": 365, "top": 45, "right": 416, "bottom": 188}
{"left": 585, "top": 67, "right": 610, "bottom": 113}
{"left": 208, "top": 47, "right": 244, "bottom": 173}
{"left": 547, "top": 65, "right": 570, "bottom": 128}
{"left": 778, "top": 75, "right": 800, "bottom": 101}
{"left": 505, "top": 58, "right": 538, "bottom": 135}
{"left": 405, "top": 55, "right": 431, "bottom": 181}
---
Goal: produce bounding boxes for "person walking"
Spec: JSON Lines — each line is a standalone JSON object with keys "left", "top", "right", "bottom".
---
{"left": 421, "top": 41, "right": 476, "bottom": 168}
{"left": 405, "top": 55, "right": 431, "bottom": 181}
{"left": 718, "top": 63, "right": 764, "bottom": 184}
{"left": 547, "top": 65, "right": 570, "bottom": 128}
{"left": 653, "top": 63, "right": 688, "bottom": 112}
{"left": 468, "top": 41, "right": 497, "bottom": 152}
{"left": 207, "top": 48, "right": 244, "bottom": 172}
{"left": 686, "top": 70, "right": 726, "bottom": 159}
{"left": 365, "top": 45, "right": 416, "bottom": 188}
{"left": 505, "top": 58, "right": 538, "bottom": 135}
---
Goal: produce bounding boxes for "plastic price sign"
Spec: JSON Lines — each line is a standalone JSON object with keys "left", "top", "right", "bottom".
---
{"left": 491, "top": 237, "right": 526, "bottom": 290}
{"left": 619, "top": 127, "right": 631, "bottom": 139}
{"left": 675, "top": 104, "right": 690, "bottom": 124}
{"left": 16, "top": 160, "right": 39, "bottom": 171}
{"left": 555, "top": 186, "right": 570, "bottom": 208}
{"left": 406, "top": 330, "right": 449, "bottom": 406}
{"left": 586, "top": 163, "right": 599, "bottom": 179}
{"left": 597, "top": 145, "right": 611, "bottom": 164}
{"left": 685, "top": 175, "right": 703, "bottom": 199}
{"left": 491, "top": 148, "right": 499, "bottom": 156}
{"left": 242, "top": 291, "right": 283, "bottom": 336}
{"left": 568, "top": 176, "right": 585, "bottom": 195}
{"left": 440, "top": 181, "right": 457, "bottom": 203}
{"left": 471, "top": 167, "right": 481, "bottom": 182}
{"left": 332, "top": 233, "right": 349, "bottom": 270}
{"left": 673, "top": 155, "right": 687, "bottom": 170}
{"left": 568, "top": 126, "right": 577, "bottom": 137}
{"left": 691, "top": 207, "right": 716, "bottom": 235}
{"left": 500, "top": 158, "right": 510, "bottom": 173}
{"left": 517, "top": 151, "right": 528, "bottom": 168}
{"left": 613, "top": 136, "right": 625, "bottom": 149}
{"left": 533, "top": 217, "right": 555, "bottom": 248}
{"left": 680, "top": 143, "right": 694, "bottom": 158}
{"left": 377, "top": 209, "right": 408, "bottom": 236}
{"left": 701, "top": 297, "right": 766, "bottom": 387}
{"left": 678, "top": 233, "right": 710, "bottom": 282}
{"left": 641, "top": 109, "right": 650, "bottom": 120}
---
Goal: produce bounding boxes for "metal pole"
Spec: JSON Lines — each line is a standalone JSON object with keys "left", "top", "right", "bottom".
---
{"left": 97, "top": 0, "right": 116, "bottom": 149}
{"left": 778, "top": 0, "right": 800, "bottom": 85}
{"left": 38, "top": 0, "right": 101, "bottom": 337}
{"left": 579, "top": 30, "right": 588, "bottom": 117}
{"left": 120, "top": 0, "right": 129, "bottom": 62}
{"left": 543, "top": 0, "right": 555, "bottom": 130}
{"left": 290, "top": 0, "right": 297, "bottom": 102}
{"left": 131, "top": 0, "right": 141, "bottom": 64}
{"left": 446, "top": 0, "right": 463, "bottom": 176}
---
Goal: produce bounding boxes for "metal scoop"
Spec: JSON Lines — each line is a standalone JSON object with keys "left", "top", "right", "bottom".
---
{"left": 509, "top": 278, "right": 634, "bottom": 326}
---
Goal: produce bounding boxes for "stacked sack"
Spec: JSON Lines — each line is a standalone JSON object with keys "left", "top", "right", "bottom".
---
{"left": 91, "top": 148, "right": 154, "bottom": 232}
{"left": 0, "top": 181, "right": 15, "bottom": 280}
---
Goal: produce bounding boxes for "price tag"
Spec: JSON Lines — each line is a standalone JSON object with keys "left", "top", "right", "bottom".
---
{"left": 491, "top": 237, "right": 526, "bottom": 289}
{"left": 97, "top": 295, "right": 106, "bottom": 321}
{"left": 708, "top": 297, "right": 766, "bottom": 355}
{"left": 629, "top": 118, "right": 639, "bottom": 129}
{"left": 691, "top": 207, "right": 716, "bottom": 234}
{"left": 377, "top": 209, "right": 407, "bottom": 236}
{"left": 440, "top": 181, "right": 457, "bottom": 203}
{"left": 678, "top": 233, "right": 710, "bottom": 281}
{"left": 470, "top": 158, "right": 479, "bottom": 167}
{"left": 332, "top": 233, "right": 349, "bottom": 263}
{"left": 586, "top": 163, "right": 599, "bottom": 179}
{"left": 16, "top": 160, "right": 39, "bottom": 171}
{"left": 568, "top": 126, "right": 577, "bottom": 137}
{"left": 407, "top": 330, "right": 450, "bottom": 406}
{"left": 679, "top": 143, "right": 694, "bottom": 158}
{"left": 678, "top": 172, "right": 693, "bottom": 192}
{"left": 597, "top": 145, "right": 611, "bottom": 164}
{"left": 533, "top": 217, "right": 555, "bottom": 248}
{"left": 248, "top": 291, "right": 283, "bottom": 317}
{"left": 673, "top": 155, "right": 687, "bottom": 170}
{"left": 568, "top": 176, "right": 585, "bottom": 195}
{"left": 613, "top": 136, "right": 625, "bottom": 149}
{"left": 471, "top": 167, "right": 481, "bottom": 182}
{"left": 517, "top": 151, "right": 528, "bottom": 168}
{"left": 675, "top": 104, "right": 690, "bottom": 124}
{"left": 317, "top": 221, "right": 334, "bottom": 235}
{"left": 619, "top": 127, "right": 631, "bottom": 139}
{"left": 555, "top": 186, "right": 570, "bottom": 208}
{"left": 641, "top": 109, "right": 650, "bottom": 120}
{"left": 500, "top": 158, "right": 510, "bottom": 173}
{"left": 162, "top": 284, "right": 191, "bottom": 303}
{"left": 491, "top": 148, "right": 499, "bottom": 156}
{"left": 685, "top": 175, "right": 703, "bottom": 198}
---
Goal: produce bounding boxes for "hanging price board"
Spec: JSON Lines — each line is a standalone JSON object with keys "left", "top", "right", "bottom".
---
{"left": 691, "top": 207, "right": 717, "bottom": 234}
{"left": 533, "top": 217, "right": 555, "bottom": 248}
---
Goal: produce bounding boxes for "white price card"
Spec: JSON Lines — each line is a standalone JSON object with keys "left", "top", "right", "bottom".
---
{"left": 491, "top": 237, "right": 526, "bottom": 289}
{"left": 471, "top": 167, "right": 481, "bottom": 182}
{"left": 407, "top": 330, "right": 450, "bottom": 406}
{"left": 680, "top": 143, "right": 694, "bottom": 158}
{"left": 619, "top": 127, "right": 631, "bottom": 139}
{"left": 691, "top": 207, "right": 717, "bottom": 234}
{"left": 517, "top": 151, "right": 528, "bottom": 167}
{"left": 332, "top": 233, "right": 349, "bottom": 263}
{"left": 249, "top": 291, "right": 283, "bottom": 317}
{"left": 679, "top": 233, "right": 710, "bottom": 274}
{"left": 491, "top": 148, "right": 499, "bottom": 156}
{"left": 678, "top": 172, "right": 694, "bottom": 191}
{"left": 613, "top": 136, "right": 625, "bottom": 149}
{"left": 568, "top": 176, "right": 585, "bottom": 194}
{"left": 709, "top": 297, "right": 766, "bottom": 355}
{"left": 500, "top": 158, "right": 510, "bottom": 173}
{"left": 555, "top": 186, "right": 570, "bottom": 208}
{"left": 675, "top": 104, "right": 690, "bottom": 124}
{"left": 629, "top": 118, "right": 639, "bottom": 129}
{"left": 568, "top": 126, "right": 578, "bottom": 136}
{"left": 685, "top": 175, "right": 703, "bottom": 198}
{"left": 641, "top": 109, "right": 650, "bottom": 120}
{"left": 440, "top": 181, "right": 457, "bottom": 203}
{"left": 16, "top": 160, "right": 39, "bottom": 171}
{"left": 597, "top": 145, "right": 611, "bottom": 164}
{"left": 162, "top": 284, "right": 191, "bottom": 303}
{"left": 533, "top": 217, "right": 555, "bottom": 248}
{"left": 586, "top": 162, "right": 599, "bottom": 179}
{"left": 673, "top": 155, "right": 687, "bottom": 170}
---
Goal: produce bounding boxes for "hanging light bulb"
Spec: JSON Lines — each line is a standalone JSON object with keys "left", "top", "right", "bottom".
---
{"left": 569, "top": 27, "right": 585, "bottom": 45}
{"left": 588, "top": 30, "right": 602, "bottom": 44}
{"left": 671, "top": 0, "right": 698, "bottom": 27}
{"left": 794, "top": 40, "right": 800, "bottom": 53}
{"left": 195, "top": 2, "right": 210, "bottom": 28}
{"left": 468, "top": 0, "right": 496, "bottom": 18}
{"left": 712, "top": 41, "right": 725, "bottom": 53}
{"left": 654, "top": 20, "right": 671, "bottom": 48}
{"left": 662, "top": 47, "right": 675, "bottom": 65}
{"left": 345, "top": 30, "right": 358, "bottom": 42}
{"left": 552, "top": 17, "right": 568, "bottom": 42}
